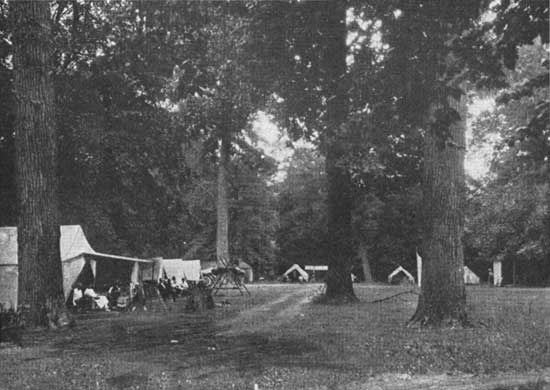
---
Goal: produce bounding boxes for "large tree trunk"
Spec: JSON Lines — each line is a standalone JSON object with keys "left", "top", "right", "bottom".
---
{"left": 216, "top": 131, "right": 231, "bottom": 266}
{"left": 12, "top": 1, "right": 65, "bottom": 327}
{"left": 321, "top": 2, "right": 357, "bottom": 302}
{"left": 410, "top": 93, "right": 468, "bottom": 326}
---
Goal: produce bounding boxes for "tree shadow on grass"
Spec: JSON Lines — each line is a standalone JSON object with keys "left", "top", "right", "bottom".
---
{"left": 46, "top": 312, "right": 357, "bottom": 380}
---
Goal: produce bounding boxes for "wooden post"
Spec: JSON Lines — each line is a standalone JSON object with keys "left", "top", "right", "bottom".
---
{"left": 416, "top": 251, "right": 422, "bottom": 287}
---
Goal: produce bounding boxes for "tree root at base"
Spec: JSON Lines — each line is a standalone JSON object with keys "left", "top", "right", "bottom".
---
{"left": 407, "top": 309, "right": 472, "bottom": 328}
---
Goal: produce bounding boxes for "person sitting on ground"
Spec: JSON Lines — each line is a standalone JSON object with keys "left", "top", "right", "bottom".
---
{"left": 107, "top": 281, "right": 122, "bottom": 308}
{"left": 129, "top": 283, "right": 147, "bottom": 312}
{"left": 158, "top": 277, "right": 176, "bottom": 302}
{"left": 72, "top": 283, "right": 84, "bottom": 308}
{"left": 159, "top": 276, "right": 170, "bottom": 291}
{"left": 167, "top": 276, "right": 177, "bottom": 302}
{"left": 176, "top": 276, "right": 191, "bottom": 296}
{"left": 84, "top": 285, "right": 110, "bottom": 311}
{"left": 171, "top": 276, "right": 183, "bottom": 295}
{"left": 180, "top": 276, "right": 189, "bottom": 290}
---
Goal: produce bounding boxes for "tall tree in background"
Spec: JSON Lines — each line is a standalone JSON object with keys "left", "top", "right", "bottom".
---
{"left": 406, "top": 0, "right": 548, "bottom": 323}
{"left": 253, "top": 1, "right": 357, "bottom": 301}
{"left": 373, "top": 1, "right": 488, "bottom": 325}
{"left": 171, "top": 5, "right": 264, "bottom": 266}
{"left": 11, "top": 1, "right": 64, "bottom": 326}
{"left": 414, "top": 89, "right": 469, "bottom": 325}
{"left": 217, "top": 125, "right": 231, "bottom": 264}
{"left": 320, "top": 1, "right": 356, "bottom": 301}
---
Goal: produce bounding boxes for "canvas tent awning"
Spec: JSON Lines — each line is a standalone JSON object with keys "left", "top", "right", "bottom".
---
{"left": 283, "top": 264, "right": 309, "bottom": 282}
{"left": 0, "top": 225, "right": 151, "bottom": 307}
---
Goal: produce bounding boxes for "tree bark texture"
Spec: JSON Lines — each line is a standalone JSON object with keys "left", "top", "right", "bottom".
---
{"left": 321, "top": 2, "right": 356, "bottom": 302}
{"left": 12, "top": 1, "right": 64, "bottom": 326}
{"left": 411, "top": 93, "right": 468, "bottom": 326}
{"left": 216, "top": 131, "right": 231, "bottom": 266}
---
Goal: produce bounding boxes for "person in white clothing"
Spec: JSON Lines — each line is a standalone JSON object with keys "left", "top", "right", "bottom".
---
{"left": 72, "top": 285, "right": 83, "bottom": 307}
{"left": 84, "top": 286, "right": 110, "bottom": 311}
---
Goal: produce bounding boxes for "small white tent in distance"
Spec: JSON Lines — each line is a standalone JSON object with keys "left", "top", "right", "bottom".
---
{"left": 283, "top": 264, "right": 309, "bottom": 282}
{"left": 387, "top": 266, "right": 416, "bottom": 285}
{"left": 463, "top": 266, "right": 480, "bottom": 285}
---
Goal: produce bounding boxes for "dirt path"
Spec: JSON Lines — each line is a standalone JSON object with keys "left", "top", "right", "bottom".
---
{"left": 217, "top": 283, "right": 319, "bottom": 336}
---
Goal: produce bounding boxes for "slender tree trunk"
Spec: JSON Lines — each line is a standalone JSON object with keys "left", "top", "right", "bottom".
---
{"left": 410, "top": 93, "right": 468, "bottom": 326}
{"left": 358, "top": 241, "right": 373, "bottom": 283}
{"left": 322, "top": 2, "right": 357, "bottom": 302}
{"left": 216, "top": 131, "right": 231, "bottom": 266}
{"left": 12, "top": 1, "right": 65, "bottom": 327}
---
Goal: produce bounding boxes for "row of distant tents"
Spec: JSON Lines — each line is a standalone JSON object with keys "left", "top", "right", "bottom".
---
{"left": 283, "top": 262, "right": 482, "bottom": 286}
{"left": 0, "top": 225, "right": 253, "bottom": 308}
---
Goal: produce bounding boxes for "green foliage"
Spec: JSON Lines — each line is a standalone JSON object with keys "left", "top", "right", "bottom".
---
{"left": 1, "top": 0, "right": 545, "bottom": 285}
{"left": 230, "top": 146, "right": 278, "bottom": 276}
{"left": 0, "top": 1, "right": 279, "bottom": 275}
{"left": 353, "top": 187, "right": 422, "bottom": 280}
{"left": 49, "top": 1, "right": 199, "bottom": 256}
{"left": 466, "top": 42, "right": 550, "bottom": 285}
{"left": 276, "top": 149, "right": 328, "bottom": 272}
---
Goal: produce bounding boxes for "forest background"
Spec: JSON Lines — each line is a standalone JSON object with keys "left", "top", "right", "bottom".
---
{"left": 0, "top": 0, "right": 548, "bottom": 288}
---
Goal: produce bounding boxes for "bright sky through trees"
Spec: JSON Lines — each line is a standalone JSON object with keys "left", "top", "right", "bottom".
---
{"left": 255, "top": 96, "right": 497, "bottom": 182}
{"left": 466, "top": 97, "right": 497, "bottom": 179}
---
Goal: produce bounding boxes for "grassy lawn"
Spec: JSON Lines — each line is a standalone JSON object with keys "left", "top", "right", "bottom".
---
{"left": 1, "top": 284, "right": 549, "bottom": 389}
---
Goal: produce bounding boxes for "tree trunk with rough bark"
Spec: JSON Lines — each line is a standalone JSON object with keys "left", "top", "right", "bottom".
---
{"left": 12, "top": 1, "right": 66, "bottom": 327}
{"left": 216, "top": 131, "right": 231, "bottom": 266}
{"left": 321, "top": 2, "right": 357, "bottom": 302}
{"left": 410, "top": 93, "right": 468, "bottom": 326}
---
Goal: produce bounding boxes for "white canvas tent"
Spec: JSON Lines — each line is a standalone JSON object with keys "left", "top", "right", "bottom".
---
{"left": 142, "top": 258, "right": 202, "bottom": 282}
{"left": 463, "top": 266, "right": 480, "bottom": 284}
{"left": 416, "top": 252, "right": 482, "bottom": 286}
{"left": 283, "top": 264, "right": 309, "bottom": 282}
{"left": 163, "top": 259, "right": 201, "bottom": 281}
{"left": 388, "top": 266, "right": 416, "bottom": 285}
{"left": 0, "top": 225, "right": 151, "bottom": 307}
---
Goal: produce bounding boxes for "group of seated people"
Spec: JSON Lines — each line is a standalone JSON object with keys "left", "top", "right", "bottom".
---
{"left": 157, "top": 276, "right": 190, "bottom": 302}
{"left": 70, "top": 276, "right": 192, "bottom": 310}
{"left": 70, "top": 283, "right": 111, "bottom": 311}
{"left": 70, "top": 280, "right": 140, "bottom": 312}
